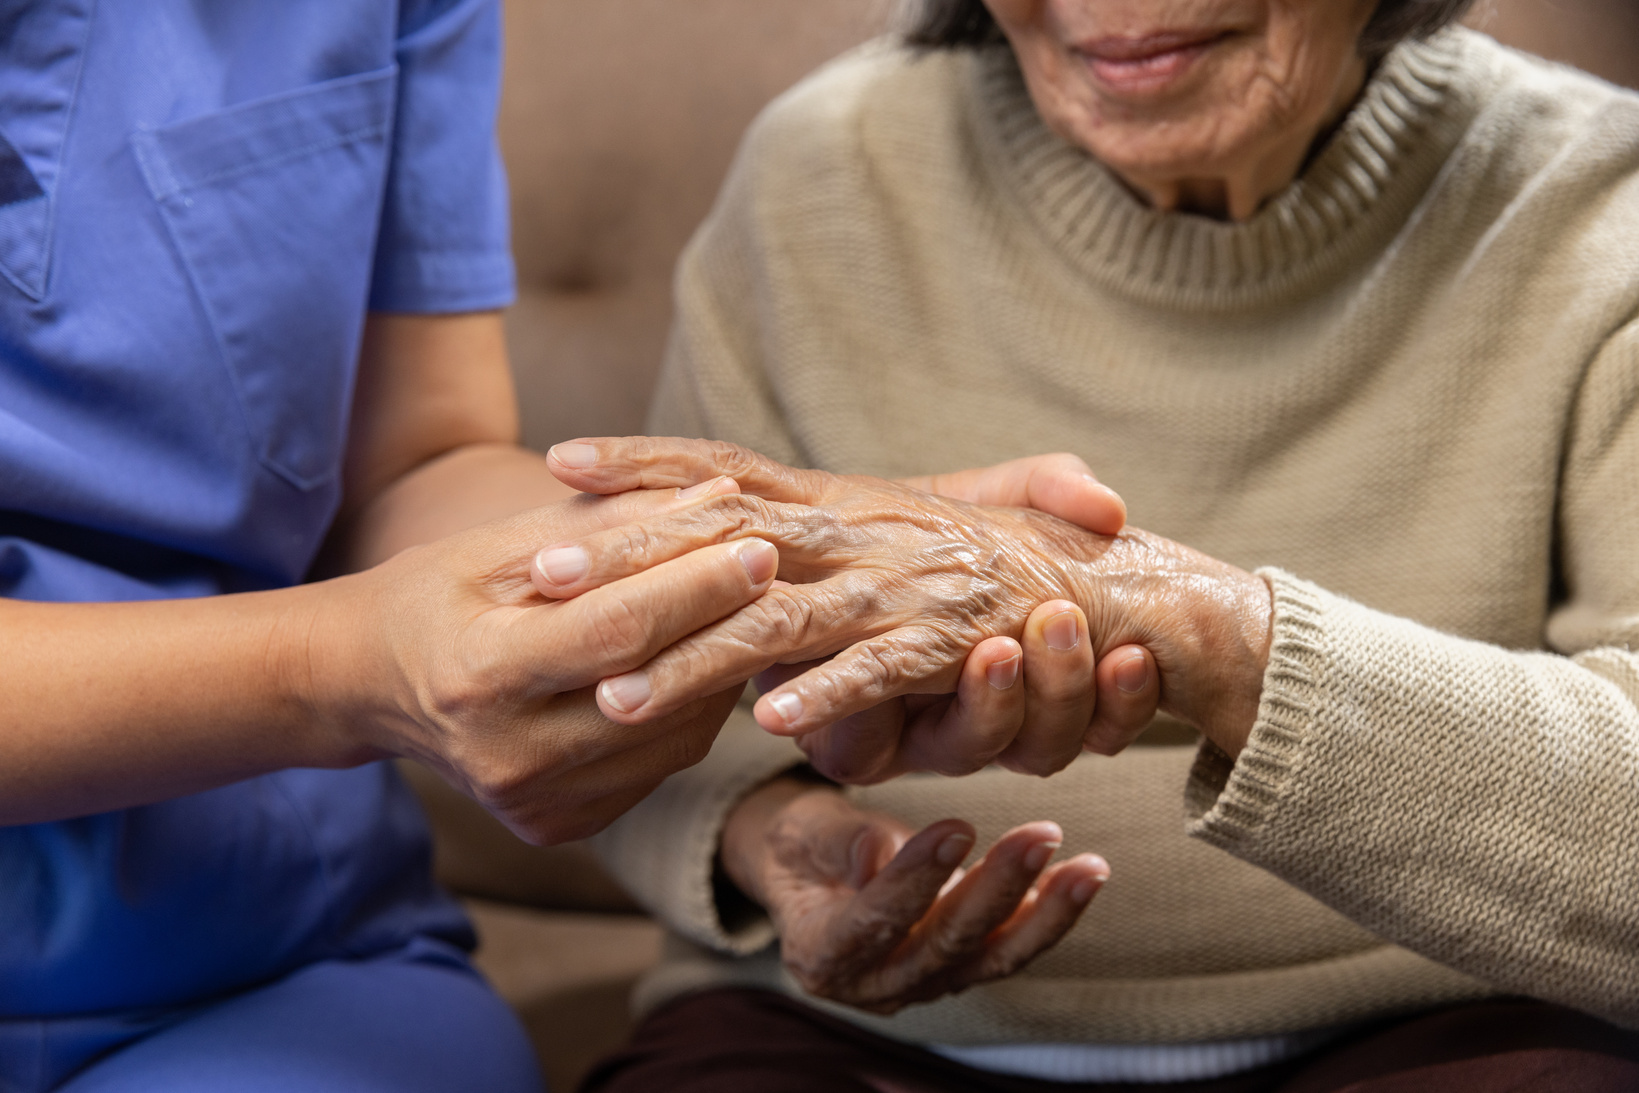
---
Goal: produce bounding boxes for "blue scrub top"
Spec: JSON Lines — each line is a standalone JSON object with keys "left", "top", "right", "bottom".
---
{"left": 0, "top": 0, "right": 514, "bottom": 1019}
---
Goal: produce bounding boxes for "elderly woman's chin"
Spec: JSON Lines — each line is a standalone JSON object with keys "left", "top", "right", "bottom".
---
{"left": 983, "top": 0, "right": 1376, "bottom": 219}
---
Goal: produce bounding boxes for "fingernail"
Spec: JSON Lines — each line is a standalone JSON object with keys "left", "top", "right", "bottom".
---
{"left": 678, "top": 476, "right": 724, "bottom": 500}
{"left": 599, "top": 672, "right": 651, "bottom": 714}
{"left": 1044, "top": 611, "right": 1080, "bottom": 652}
{"left": 1024, "top": 840, "right": 1061, "bottom": 872}
{"left": 535, "top": 545, "right": 588, "bottom": 585}
{"left": 1071, "top": 856, "right": 1111, "bottom": 901}
{"left": 936, "top": 833, "right": 975, "bottom": 867}
{"left": 550, "top": 442, "right": 598, "bottom": 469}
{"left": 735, "top": 539, "right": 778, "bottom": 585}
{"left": 1071, "top": 876, "right": 1102, "bottom": 904}
{"left": 987, "top": 654, "right": 1020, "bottom": 690}
{"left": 766, "top": 691, "right": 803, "bottom": 726}
{"left": 1115, "top": 652, "right": 1149, "bottom": 694}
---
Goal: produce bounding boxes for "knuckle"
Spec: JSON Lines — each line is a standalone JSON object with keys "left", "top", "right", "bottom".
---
{"left": 582, "top": 588, "right": 652, "bottom": 662}
{"left": 743, "top": 588, "right": 817, "bottom": 647}
{"left": 463, "top": 754, "right": 543, "bottom": 817}
{"left": 425, "top": 636, "right": 511, "bottom": 724}
{"left": 1082, "top": 722, "right": 1133, "bottom": 757}
{"left": 932, "top": 753, "right": 991, "bottom": 778}
{"left": 704, "top": 439, "right": 763, "bottom": 479}
{"left": 842, "top": 633, "right": 937, "bottom": 694}
{"left": 925, "top": 921, "right": 987, "bottom": 966}
{"left": 850, "top": 907, "right": 905, "bottom": 952}
{"left": 656, "top": 719, "right": 717, "bottom": 773}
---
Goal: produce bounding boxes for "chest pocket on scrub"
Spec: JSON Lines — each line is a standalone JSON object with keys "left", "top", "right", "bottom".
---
{"left": 131, "top": 68, "right": 397, "bottom": 491}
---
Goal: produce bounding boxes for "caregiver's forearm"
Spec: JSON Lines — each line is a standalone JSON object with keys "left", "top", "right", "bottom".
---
{"left": 316, "top": 309, "right": 577, "bottom": 574}
{"left": 325, "top": 441, "right": 576, "bottom": 572}
{"left": 0, "top": 580, "right": 371, "bottom": 825}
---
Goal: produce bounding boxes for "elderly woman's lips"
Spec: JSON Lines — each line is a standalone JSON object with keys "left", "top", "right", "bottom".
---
{"left": 1076, "top": 32, "right": 1227, "bottom": 95}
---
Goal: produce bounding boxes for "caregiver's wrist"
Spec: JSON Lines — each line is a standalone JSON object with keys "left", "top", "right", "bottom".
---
{"left": 282, "top": 569, "right": 401, "bottom": 768}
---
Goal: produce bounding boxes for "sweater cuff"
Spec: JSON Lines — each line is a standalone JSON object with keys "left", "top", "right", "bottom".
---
{"left": 590, "top": 703, "right": 807, "bottom": 954}
{"left": 1184, "top": 568, "right": 1328, "bottom": 846}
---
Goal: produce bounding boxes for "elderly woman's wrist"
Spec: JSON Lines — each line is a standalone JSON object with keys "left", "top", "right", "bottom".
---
{"left": 1177, "top": 568, "right": 1273, "bottom": 758}
{"left": 1066, "top": 535, "right": 1273, "bottom": 758}
{"left": 719, "top": 771, "right": 832, "bottom": 907}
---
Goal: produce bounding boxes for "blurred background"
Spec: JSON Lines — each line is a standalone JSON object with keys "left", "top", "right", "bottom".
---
{"left": 496, "top": 0, "right": 1639, "bottom": 454}
{"left": 419, "top": 2, "right": 1639, "bottom": 1088}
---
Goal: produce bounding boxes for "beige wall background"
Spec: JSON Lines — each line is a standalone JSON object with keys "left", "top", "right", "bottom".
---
{"left": 495, "top": 0, "right": 1639, "bottom": 456}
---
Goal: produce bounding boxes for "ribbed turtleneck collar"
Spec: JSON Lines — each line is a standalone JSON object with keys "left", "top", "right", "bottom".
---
{"left": 969, "top": 29, "right": 1482, "bottom": 311}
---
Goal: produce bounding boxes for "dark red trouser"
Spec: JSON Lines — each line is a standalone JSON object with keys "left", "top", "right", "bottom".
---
{"left": 580, "top": 988, "right": 1639, "bottom": 1093}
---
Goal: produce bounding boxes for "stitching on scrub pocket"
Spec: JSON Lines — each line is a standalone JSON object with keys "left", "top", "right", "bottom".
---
{"left": 132, "top": 67, "right": 397, "bottom": 492}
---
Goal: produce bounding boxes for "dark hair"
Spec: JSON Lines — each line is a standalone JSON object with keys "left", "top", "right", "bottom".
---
{"left": 904, "top": 0, "right": 1478, "bottom": 59}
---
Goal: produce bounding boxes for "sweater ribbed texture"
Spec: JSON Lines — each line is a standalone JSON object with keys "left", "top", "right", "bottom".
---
{"left": 600, "top": 27, "right": 1639, "bottom": 1045}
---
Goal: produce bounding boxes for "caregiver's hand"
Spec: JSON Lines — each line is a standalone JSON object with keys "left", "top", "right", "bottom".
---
{"left": 542, "top": 437, "right": 1271, "bottom": 766}
{"left": 719, "top": 775, "right": 1108, "bottom": 1014}
{"left": 311, "top": 478, "right": 775, "bottom": 845}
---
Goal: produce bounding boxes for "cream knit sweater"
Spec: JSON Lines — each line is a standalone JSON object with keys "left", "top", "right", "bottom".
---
{"left": 593, "top": 28, "right": 1639, "bottom": 1045}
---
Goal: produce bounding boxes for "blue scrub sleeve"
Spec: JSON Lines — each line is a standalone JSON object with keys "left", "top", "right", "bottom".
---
{"left": 368, "top": 0, "right": 515, "bottom": 314}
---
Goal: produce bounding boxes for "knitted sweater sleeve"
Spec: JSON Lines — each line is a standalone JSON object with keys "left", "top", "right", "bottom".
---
{"left": 1187, "top": 326, "right": 1639, "bottom": 1027}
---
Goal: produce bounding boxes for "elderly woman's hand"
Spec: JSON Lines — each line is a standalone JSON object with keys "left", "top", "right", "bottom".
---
{"left": 541, "top": 437, "right": 1270, "bottom": 778}
{"left": 758, "top": 453, "right": 1159, "bottom": 781}
{"left": 719, "top": 775, "right": 1107, "bottom": 1014}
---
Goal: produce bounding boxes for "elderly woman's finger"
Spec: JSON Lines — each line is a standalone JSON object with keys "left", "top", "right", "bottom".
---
{"left": 890, "top": 822, "right": 1064, "bottom": 990}
{"left": 902, "top": 454, "right": 1126, "bottom": 537}
{"left": 961, "top": 854, "right": 1108, "bottom": 985}
{"left": 994, "top": 602, "right": 1097, "bottom": 777}
{"left": 795, "top": 701, "right": 908, "bottom": 786}
{"left": 547, "top": 436, "right": 836, "bottom": 503}
{"left": 1083, "top": 644, "right": 1160, "bottom": 756}
{"left": 754, "top": 622, "right": 968, "bottom": 737}
{"left": 807, "top": 819, "right": 976, "bottom": 986}
{"left": 569, "top": 473, "right": 743, "bottom": 531}
{"left": 596, "top": 578, "right": 894, "bottom": 725}
{"left": 894, "top": 637, "right": 1028, "bottom": 777}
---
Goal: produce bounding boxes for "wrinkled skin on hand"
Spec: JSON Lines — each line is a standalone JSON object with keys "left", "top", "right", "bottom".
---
{"left": 719, "top": 776, "right": 1107, "bottom": 1014}
{"left": 542, "top": 438, "right": 1272, "bottom": 781}
{"left": 328, "top": 479, "right": 767, "bottom": 845}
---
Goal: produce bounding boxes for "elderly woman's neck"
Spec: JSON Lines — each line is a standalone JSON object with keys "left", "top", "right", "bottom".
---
{"left": 1115, "top": 55, "right": 1370, "bottom": 223}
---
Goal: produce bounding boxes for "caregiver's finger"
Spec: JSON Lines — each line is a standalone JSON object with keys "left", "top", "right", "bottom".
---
{"left": 532, "top": 537, "right": 779, "bottom": 693}
{"left": 896, "top": 636, "right": 1027, "bottom": 777}
{"left": 1083, "top": 644, "right": 1160, "bottom": 756}
{"left": 532, "top": 492, "right": 821, "bottom": 598}
{"left": 548, "top": 436, "right": 836, "bottom": 503}
{"left": 995, "top": 602, "right": 1096, "bottom": 777}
